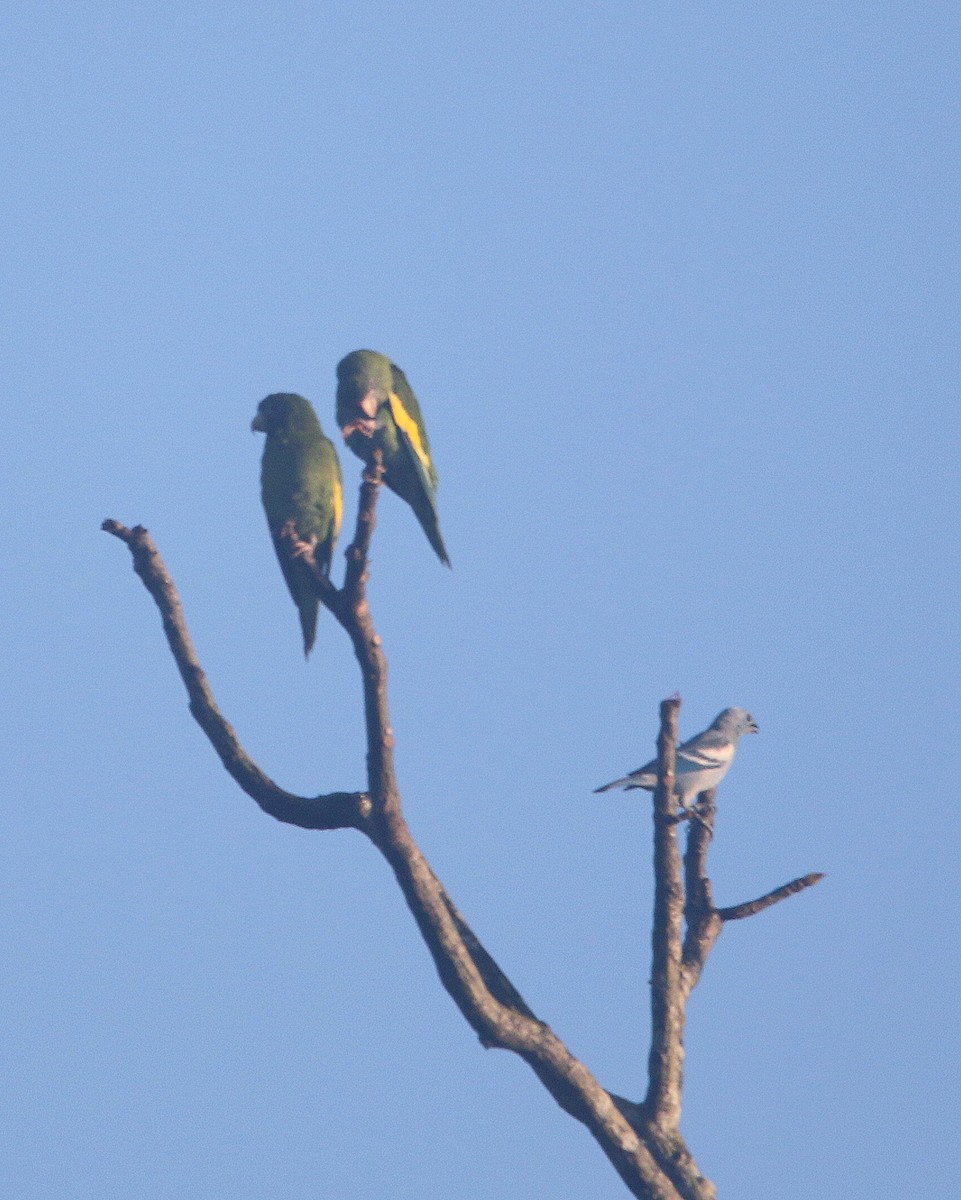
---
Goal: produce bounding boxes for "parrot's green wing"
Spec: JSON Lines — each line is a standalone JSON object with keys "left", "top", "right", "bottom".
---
{"left": 262, "top": 435, "right": 342, "bottom": 654}
{"left": 383, "top": 363, "right": 450, "bottom": 566}
{"left": 335, "top": 350, "right": 450, "bottom": 566}
{"left": 253, "top": 393, "right": 343, "bottom": 657}
{"left": 386, "top": 363, "right": 438, "bottom": 490}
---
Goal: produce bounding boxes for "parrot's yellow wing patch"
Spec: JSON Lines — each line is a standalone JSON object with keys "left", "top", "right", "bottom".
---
{"left": 333, "top": 477, "right": 343, "bottom": 538}
{"left": 387, "top": 392, "right": 432, "bottom": 475}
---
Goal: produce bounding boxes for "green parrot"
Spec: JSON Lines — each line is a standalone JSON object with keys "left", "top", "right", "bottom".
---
{"left": 252, "top": 393, "right": 343, "bottom": 657}
{"left": 335, "top": 349, "right": 450, "bottom": 566}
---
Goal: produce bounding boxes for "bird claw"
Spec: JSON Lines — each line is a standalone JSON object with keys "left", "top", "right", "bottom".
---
{"left": 341, "top": 417, "right": 378, "bottom": 440}
{"left": 672, "top": 801, "right": 715, "bottom": 836}
{"left": 277, "top": 520, "right": 317, "bottom": 562}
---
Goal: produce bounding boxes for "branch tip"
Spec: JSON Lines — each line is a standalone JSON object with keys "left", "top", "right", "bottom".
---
{"left": 719, "top": 872, "right": 825, "bottom": 922}
{"left": 101, "top": 518, "right": 133, "bottom": 541}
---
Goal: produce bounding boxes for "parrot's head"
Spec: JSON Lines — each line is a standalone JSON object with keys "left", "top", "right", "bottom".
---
{"left": 336, "top": 350, "right": 393, "bottom": 436}
{"left": 252, "top": 393, "right": 316, "bottom": 435}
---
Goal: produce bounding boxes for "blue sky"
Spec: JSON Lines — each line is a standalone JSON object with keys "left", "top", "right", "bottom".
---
{"left": 3, "top": 3, "right": 959, "bottom": 1196}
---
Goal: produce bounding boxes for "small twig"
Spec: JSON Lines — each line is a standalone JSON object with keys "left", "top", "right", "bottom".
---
{"left": 718, "top": 874, "right": 825, "bottom": 921}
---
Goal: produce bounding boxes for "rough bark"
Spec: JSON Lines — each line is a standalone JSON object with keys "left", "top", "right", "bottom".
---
{"left": 103, "top": 465, "right": 823, "bottom": 1199}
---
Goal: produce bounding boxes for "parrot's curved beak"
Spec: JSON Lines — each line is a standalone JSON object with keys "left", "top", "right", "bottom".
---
{"left": 358, "top": 388, "right": 380, "bottom": 418}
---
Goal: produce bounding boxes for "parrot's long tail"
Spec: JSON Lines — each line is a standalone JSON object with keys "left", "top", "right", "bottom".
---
{"left": 391, "top": 432, "right": 452, "bottom": 567}
{"left": 410, "top": 488, "right": 451, "bottom": 567}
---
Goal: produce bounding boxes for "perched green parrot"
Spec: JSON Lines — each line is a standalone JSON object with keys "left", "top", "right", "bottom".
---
{"left": 251, "top": 393, "right": 343, "bottom": 657}
{"left": 335, "top": 349, "right": 450, "bottom": 566}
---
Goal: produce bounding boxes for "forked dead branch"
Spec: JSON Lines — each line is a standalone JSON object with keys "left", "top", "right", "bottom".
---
{"left": 103, "top": 462, "right": 823, "bottom": 1200}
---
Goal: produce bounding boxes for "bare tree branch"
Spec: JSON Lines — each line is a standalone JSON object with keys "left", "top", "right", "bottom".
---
{"left": 103, "top": 475, "right": 823, "bottom": 1200}
{"left": 718, "top": 874, "right": 825, "bottom": 921}
{"left": 100, "top": 519, "right": 365, "bottom": 832}
{"left": 645, "top": 697, "right": 685, "bottom": 1128}
{"left": 680, "top": 794, "right": 723, "bottom": 996}
{"left": 627, "top": 697, "right": 824, "bottom": 1198}
{"left": 103, "top": 499, "right": 682, "bottom": 1200}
